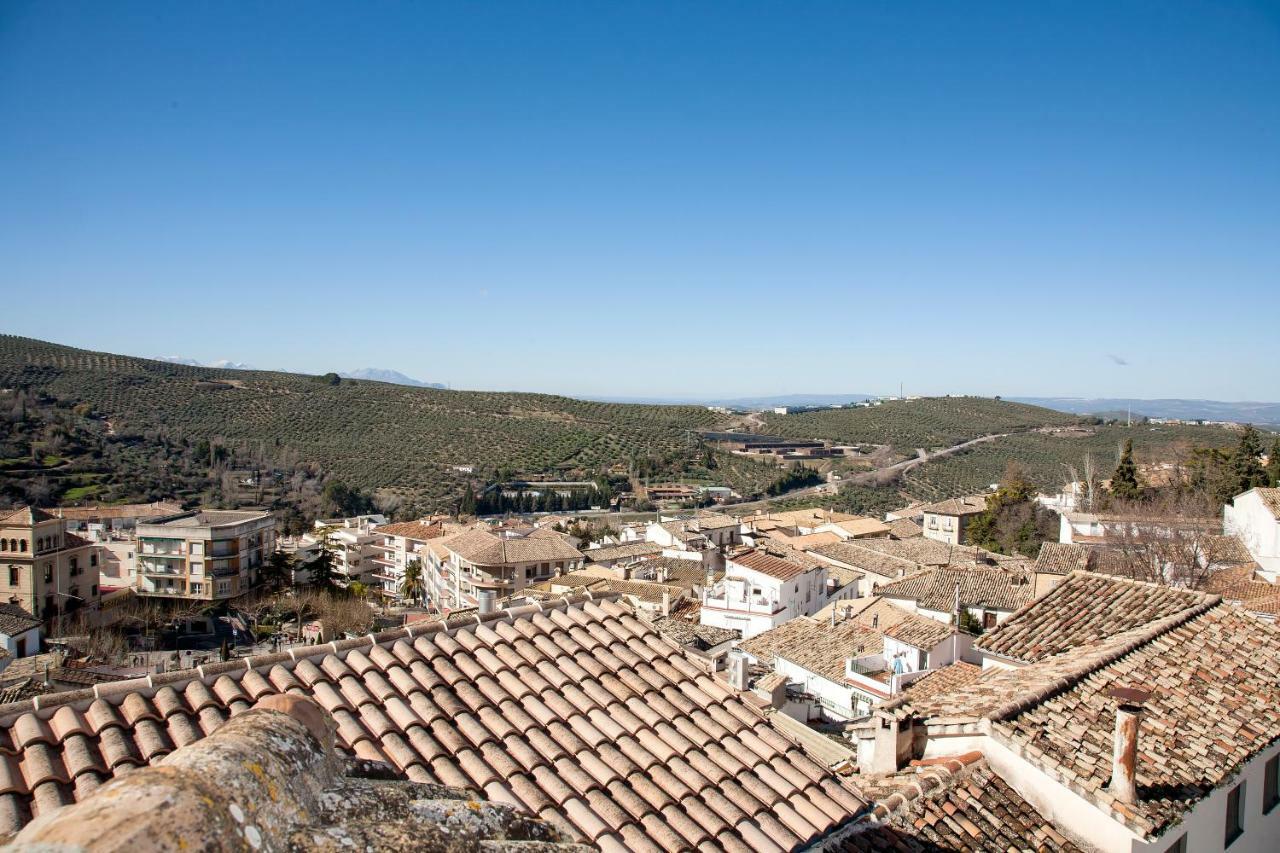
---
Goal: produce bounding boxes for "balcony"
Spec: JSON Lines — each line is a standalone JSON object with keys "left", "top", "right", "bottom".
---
{"left": 701, "top": 581, "right": 783, "bottom": 615}
{"left": 139, "top": 563, "right": 184, "bottom": 576}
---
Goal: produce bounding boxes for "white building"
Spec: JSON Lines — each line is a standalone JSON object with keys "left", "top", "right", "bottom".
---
{"left": 1224, "top": 487, "right": 1280, "bottom": 581}
{"left": 366, "top": 520, "right": 446, "bottom": 601}
{"left": 853, "top": 571, "right": 1280, "bottom": 852}
{"left": 0, "top": 604, "right": 42, "bottom": 661}
{"left": 314, "top": 514, "right": 387, "bottom": 587}
{"left": 919, "top": 496, "right": 988, "bottom": 545}
{"left": 699, "top": 549, "right": 828, "bottom": 639}
{"left": 135, "top": 509, "right": 276, "bottom": 601}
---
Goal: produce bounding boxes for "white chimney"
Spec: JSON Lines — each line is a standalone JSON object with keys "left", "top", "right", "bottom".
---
{"left": 1107, "top": 687, "right": 1150, "bottom": 805}
{"left": 727, "top": 654, "right": 747, "bottom": 691}
{"left": 477, "top": 590, "right": 496, "bottom": 615}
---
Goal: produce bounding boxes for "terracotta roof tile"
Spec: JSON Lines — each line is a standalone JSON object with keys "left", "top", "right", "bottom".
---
{"left": 0, "top": 595, "right": 866, "bottom": 845}
{"left": 977, "top": 571, "right": 1216, "bottom": 663}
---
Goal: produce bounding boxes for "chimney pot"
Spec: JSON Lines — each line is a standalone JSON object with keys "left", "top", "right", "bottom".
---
{"left": 727, "top": 655, "right": 747, "bottom": 691}
{"left": 1107, "top": 687, "right": 1151, "bottom": 805}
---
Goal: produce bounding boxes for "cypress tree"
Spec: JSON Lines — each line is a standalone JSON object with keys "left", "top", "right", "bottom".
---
{"left": 1229, "top": 425, "right": 1268, "bottom": 497}
{"left": 1268, "top": 438, "right": 1280, "bottom": 488}
{"left": 1111, "top": 439, "right": 1143, "bottom": 501}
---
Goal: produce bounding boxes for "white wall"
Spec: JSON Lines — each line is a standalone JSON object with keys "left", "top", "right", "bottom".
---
{"left": 1225, "top": 491, "right": 1280, "bottom": 580}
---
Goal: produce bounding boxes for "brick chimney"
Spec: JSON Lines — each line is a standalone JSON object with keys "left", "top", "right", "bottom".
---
{"left": 1107, "top": 687, "right": 1151, "bottom": 805}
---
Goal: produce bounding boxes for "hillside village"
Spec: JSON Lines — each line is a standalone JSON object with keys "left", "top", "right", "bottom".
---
{"left": 1, "top": 430, "right": 1279, "bottom": 850}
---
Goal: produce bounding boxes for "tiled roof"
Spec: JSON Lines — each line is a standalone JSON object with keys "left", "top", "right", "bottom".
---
{"left": 832, "top": 753, "right": 1083, "bottom": 852}
{"left": 1033, "top": 542, "right": 1093, "bottom": 574}
{"left": 976, "top": 571, "right": 1216, "bottom": 664}
{"left": 377, "top": 521, "right": 445, "bottom": 542}
{"left": 0, "top": 595, "right": 868, "bottom": 849}
{"left": 993, "top": 603, "right": 1280, "bottom": 838}
{"left": 445, "top": 527, "right": 583, "bottom": 566}
{"left": 0, "top": 605, "right": 41, "bottom": 637}
{"left": 919, "top": 496, "right": 987, "bottom": 517}
{"left": 879, "top": 612, "right": 953, "bottom": 651}
{"left": 875, "top": 566, "right": 1035, "bottom": 614}
{"left": 896, "top": 662, "right": 982, "bottom": 706}
{"left": 827, "top": 518, "right": 891, "bottom": 538}
{"left": 584, "top": 542, "right": 664, "bottom": 563}
{"left": 773, "top": 532, "right": 844, "bottom": 550}
{"left": 1203, "top": 563, "right": 1277, "bottom": 606}
{"left": 691, "top": 513, "right": 740, "bottom": 531}
{"left": 649, "top": 618, "right": 739, "bottom": 651}
{"left": 0, "top": 507, "right": 53, "bottom": 525}
{"left": 738, "top": 618, "right": 883, "bottom": 683}
{"left": 543, "top": 572, "right": 685, "bottom": 605}
{"left": 730, "top": 549, "right": 819, "bottom": 582}
{"left": 1253, "top": 486, "right": 1280, "bottom": 517}
{"left": 886, "top": 518, "right": 922, "bottom": 540}
{"left": 810, "top": 543, "right": 918, "bottom": 581}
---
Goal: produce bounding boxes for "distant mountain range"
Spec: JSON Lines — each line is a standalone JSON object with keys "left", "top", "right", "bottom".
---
{"left": 159, "top": 358, "right": 442, "bottom": 388}
{"left": 1012, "top": 397, "right": 1280, "bottom": 427}
{"left": 160, "top": 357, "right": 257, "bottom": 370}
{"left": 339, "top": 368, "right": 444, "bottom": 389}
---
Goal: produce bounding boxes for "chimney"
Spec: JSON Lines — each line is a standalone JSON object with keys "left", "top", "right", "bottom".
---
{"left": 727, "top": 654, "right": 747, "bottom": 691}
{"left": 661, "top": 590, "right": 670, "bottom": 616}
{"left": 477, "top": 590, "right": 496, "bottom": 615}
{"left": 1107, "top": 687, "right": 1150, "bottom": 805}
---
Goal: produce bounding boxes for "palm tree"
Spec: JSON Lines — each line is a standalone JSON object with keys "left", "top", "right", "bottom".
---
{"left": 400, "top": 559, "right": 426, "bottom": 607}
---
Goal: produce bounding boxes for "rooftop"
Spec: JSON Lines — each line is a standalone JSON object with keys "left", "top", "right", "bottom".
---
{"left": 376, "top": 521, "right": 445, "bottom": 542}
{"left": 583, "top": 542, "right": 664, "bottom": 563}
{"left": 0, "top": 595, "right": 867, "bottom": 850}
{"left": 875, "top": 565, "right": 1036, "bottom": 614}
{"left": 444, "top": 526, "right": 583, "bottom": 566}
{"left": 141, "top": 509, "right": 274, "bottom": 529}
{"left": 49, "top": 501, "right": 184, "bottom": 522}
{"left": 976, "top": 571, "right": 1216, "bottom": 664}
{"left": 730, "top": 549, "right": 821, "bottom": 582}
{"left": 919, "top": 496, "right": 988, "bottom": 517}
{"left": 739, "top": 617, "right": 883, "bottom": 684}
{"left": 878, "top": 611, "right": 953, "bottom": 651}
{"left": 1032, "top": 541, "right": 1094, "bottom": 574}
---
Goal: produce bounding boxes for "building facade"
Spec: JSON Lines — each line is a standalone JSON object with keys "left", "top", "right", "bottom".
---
{"left": 134, "top": 510, "right": 276, "bottom": 601}
{"left": 0, "top": 507, "right": 102, "bottom": 625}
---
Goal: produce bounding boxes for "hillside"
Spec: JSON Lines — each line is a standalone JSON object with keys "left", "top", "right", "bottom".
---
{"left": 760, "top": 396, "right": 1084, "bottom": 451}
{"left": 0, "top": 335, "right": 723, "bottom": 512}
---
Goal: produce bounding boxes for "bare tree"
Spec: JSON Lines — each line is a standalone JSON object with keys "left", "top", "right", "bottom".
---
{"left": 1094, "top": 490, "right": 1228, "bottom": 590}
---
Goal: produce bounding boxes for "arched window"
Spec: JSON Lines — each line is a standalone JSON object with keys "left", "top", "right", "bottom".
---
{"left": 18, "top": 540, "right": 25, "bottom": 552}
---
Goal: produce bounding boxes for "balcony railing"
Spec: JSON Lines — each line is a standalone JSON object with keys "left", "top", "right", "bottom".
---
{"left": 701, "top": 593, "right": 783, "bottom": 614}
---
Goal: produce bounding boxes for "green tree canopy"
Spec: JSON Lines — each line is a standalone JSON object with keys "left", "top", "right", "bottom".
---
{"left": 1110, "top": 439, "right": 1144, "bottom": 501}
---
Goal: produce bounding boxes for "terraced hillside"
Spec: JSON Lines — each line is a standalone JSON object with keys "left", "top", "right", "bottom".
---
{"left": 0, "top": 335, "right": 723, "bottom": 508}
{"left": 902, "top": 424, "right": 1240, "bottom": 500}
{"left": 761, "top": 397, "right": 1083, "bottom": 451}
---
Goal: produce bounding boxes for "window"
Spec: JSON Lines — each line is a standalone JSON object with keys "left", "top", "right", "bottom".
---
{"left": 19, "top": 540, "right": 26, "bottom": 552}
{"left": 6, "top": 566, "right": 17, "bottom": 586}
{"left": 70, "top": 557, "right": 78, "bottom": 574}
{"left": 43, "top": 566, "right": 52, "bottom": 583}
{"left": 1225, "top": 782, "right": 1245, "bottom": 847}
{"left": 190, "top": 561, "right": 203, "bottom": 576}
{"left": 90, "top": 552, "right": 98, "bottom": 567}
{"left": 1265, "top": 756, "right": 1279, "bottom": 814}
{"left": 983, "top": 611, "right": 997, "bottom": 629}
{"left": 1164, "top": 834, "right": 1186, "bottom": 853}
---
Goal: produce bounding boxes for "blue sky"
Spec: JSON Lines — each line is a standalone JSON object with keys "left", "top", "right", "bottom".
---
{"left": 2, "top": 2, "right": 1278, "bottom": 400}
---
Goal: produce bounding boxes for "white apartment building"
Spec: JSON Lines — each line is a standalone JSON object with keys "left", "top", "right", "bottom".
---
{"left": 367, "top": 520, "right": 445, "bottom": 601}
{"left": 135, "top": 509, "right": 275, "bottom": 601}
{"left": 314, "top": 514, "right": 386, "bottom": 586}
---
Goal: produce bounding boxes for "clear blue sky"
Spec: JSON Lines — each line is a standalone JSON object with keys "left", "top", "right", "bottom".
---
{"left": 2, "top": 2, "right": 1278, "bottom": 400}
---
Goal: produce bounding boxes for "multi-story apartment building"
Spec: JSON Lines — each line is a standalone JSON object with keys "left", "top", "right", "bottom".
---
{"left": 0, "top": 506, "right": 102, "bottom": 624}
{"left": 423, "top": 526, "right": 584, "bottom": 611}
{"left": 313, "top": 514, "right": 386, "bottom": 586}
{"left": 134, "top": 510, "right": 275, "bottom": 601}
{"left": 367, "top": 520, "right": 445, "bottom": 601}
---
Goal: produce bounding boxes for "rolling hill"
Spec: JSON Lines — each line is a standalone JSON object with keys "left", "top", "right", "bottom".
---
{"left": 0, "top": 335, "right": 720, "bottom": 511}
